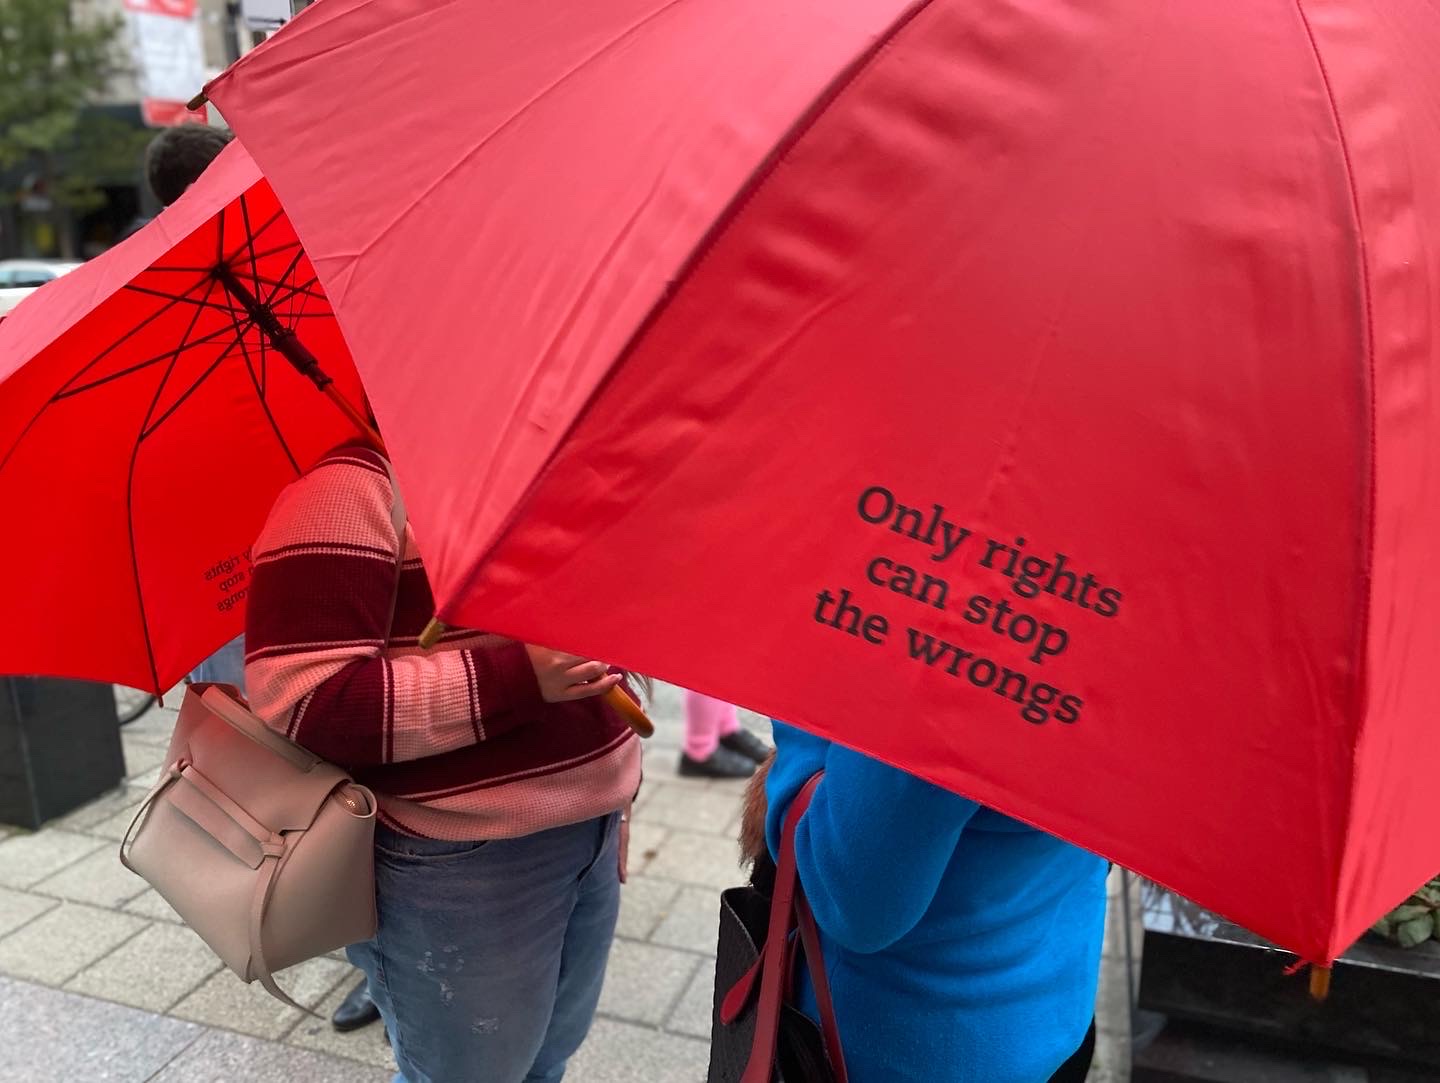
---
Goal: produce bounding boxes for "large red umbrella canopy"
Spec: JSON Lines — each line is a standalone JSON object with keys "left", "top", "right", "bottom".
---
{"left": 0, "top": 141, "right": 366, "bottom": 691}
{"left": 209, "top": 0, "right": 1440, "bottom": 963}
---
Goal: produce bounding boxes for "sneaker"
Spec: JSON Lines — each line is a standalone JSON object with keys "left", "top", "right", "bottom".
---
{"left": 720, "top": 728, "right": 772, "bottom": 763}
{"left": 679, "top": 746, "right": 757, "bottom": 779}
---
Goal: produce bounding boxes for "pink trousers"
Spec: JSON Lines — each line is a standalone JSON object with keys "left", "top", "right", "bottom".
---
{"left": 683, "top": 691, "right": 741, "bottom": 760}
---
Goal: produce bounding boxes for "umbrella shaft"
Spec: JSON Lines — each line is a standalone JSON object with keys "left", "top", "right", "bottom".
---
{"left": 213, "top": 263, "right": 383, "bottom": 448}
{"left": 213, "top": 264, "right": 331, "bottom": 391}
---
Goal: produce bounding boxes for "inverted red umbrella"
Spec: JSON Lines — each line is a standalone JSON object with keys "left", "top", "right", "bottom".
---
{"left": 208, "top": 0, "right": 1440, "bottom": 964}
{"left": 0, "top": 140, "right": 373, "bottom": 692}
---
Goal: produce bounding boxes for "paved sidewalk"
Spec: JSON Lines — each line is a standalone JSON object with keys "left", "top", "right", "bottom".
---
{"left": 0, "top": 682, "right": 1133, "bottom": 1081}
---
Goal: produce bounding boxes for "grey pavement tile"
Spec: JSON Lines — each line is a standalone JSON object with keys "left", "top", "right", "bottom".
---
{"left": 597, "top": 939, "right": 702, "bottom": 1027}
{"left": 0, "top": 974, "right": 203, "bottom": 1083}
{"left": 286, "top": 972, "right": 399, "bottom": 1072}
{"left": 0, "top": 902, "right": 147, "bottom": 985}
{"left": 51, "top": 785, "right": 143, "bottom": 833}
{"left": 724, "top": 809, "right": 745, "bottom": 840}
{"left": 94, "top": 800, "right": 150, "bottom": 842}
{"left": 568, "top": 1017, "right": 709, "bottom": 1083}
{"left": 0, "top": 885, "right": 58, "bottom": 938}
{"left": 120, "top": 705, "right": 179, "bottom": 747}
{"left": 173, "top": 956, "right": 350, "bottom": 1040}
{"left": 626, "top": 821, "right": 670, "bottom": 875}
{"left": 124, "top": 888, "right": 183, "bottom": 923}
{"left": 33, "top": 844, "right": 148, "bottom": 908}
{"left": 151, "top": 1027, "right": 392, "bottom": 1083}
{"left": 1085, "top": 1063, "right": 1126, "bottom": 1083}
{"left": 637, "top": 782, "right": 745, "bottom": 836}
{"left": 645, "top": 830, "right": 747, "bottom": 891}
{"left": 616, "top": 876, "right": 680, "bottom": 941}
{"left": 128, "top": 764, "right": 164, "bottom": 790}
{"left": 666, "top": 956, "right": 716, "bottom": 1041}
{"left": 67, "top": 921, "right": 222, "bottom": 1013}
{"left": 640, "top": 753, "right": 722, "bottom": 786}
{"left": 0, "top": 829, "right": 106, "bottom": 888}
{"left": 650, "top": 886, "right": 721, "bottom": 956}
{"left": 122, "top": 733, "right": 169, "bottom": 780}
{"left": 1093, "top": 951, "right": 1133, "bottom": 1041}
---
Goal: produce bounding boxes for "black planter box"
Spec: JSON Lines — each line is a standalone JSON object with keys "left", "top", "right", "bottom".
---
{"left": 0, "top": 677, "right": 125, "bottom": 829}
{"left": 1134, "top": 884, "right": 1440, "bottom": 1079}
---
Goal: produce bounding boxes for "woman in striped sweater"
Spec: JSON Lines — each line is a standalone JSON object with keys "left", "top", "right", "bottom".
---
{"left": 245, "top": 444, "right": 642, "bottom": 1083}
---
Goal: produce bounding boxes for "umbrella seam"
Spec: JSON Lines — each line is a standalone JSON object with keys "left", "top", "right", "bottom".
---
{"left": 1292, "top": 0, "right": 1379, "bottom": 963}
{"left": 448, "top": 0, "right": 937, "bottom": 616}
{"left": 309, "top": 0, "right": 700, "bottom": 270}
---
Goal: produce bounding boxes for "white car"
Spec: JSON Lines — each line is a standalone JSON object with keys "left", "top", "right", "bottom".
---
{"left": 0, "top": 260, "right": 81, "bottom": 318}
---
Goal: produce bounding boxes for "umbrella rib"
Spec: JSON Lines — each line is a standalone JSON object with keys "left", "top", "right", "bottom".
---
{"left": 222, "top": 209, "right": 288, "bottom": 268}
{"left": 123, "top": 282, "right": 244, "bottom": 308}
{"left": 227, "top": 302, "right": 301, "bottom": 477}
{"left": 222, "top": 238, "right": 302, "bottom": 266}
{"left": 0, "top": 274, "right": 219, "bottom": 481}
{"left": 124, "top": 274, "right": 224, "bottom": 695}
{"left": 53, "top": 323, "right": 249, "bottom": 401}
{"left": 262, "top": 249, "right": 310, "bottom": 310}
{"left": 240, "top": 192, "right": 265, "bottom": 312}
{"left": 54, "top": 283, "right": 204, "bottom": 396}
{"left": 139, "top": 333, "right": 250, "bottom": 441}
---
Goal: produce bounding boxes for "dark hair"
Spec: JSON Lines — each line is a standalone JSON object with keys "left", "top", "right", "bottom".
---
{"left": 145, "top": 125, "right": 234, "bottom": 207}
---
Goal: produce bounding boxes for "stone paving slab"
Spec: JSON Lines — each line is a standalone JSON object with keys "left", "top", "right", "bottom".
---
{"left": 651, "top": 885, "right": 722, "bottom": 956}
{"left": 287, "top": 974, "right": 400, "bottom": 1072}
{"left": 598, "top": 939, "right": 704, "bottom": 1027}
{"left": 638, "top": 782, "right": 748, "bottom": 834}
{"left": 568, "top": 1017, "right": 710, "bottom": 1083}
{"left": 172, "top": 955, "right": 351, "bottom": 1040}
{"left": 51, "top": 784, "right": 143, "bottom": 833}
{"left": 645, "top": 829, "right": 750, "bottom": 891}
{"left": 0, "top": 884, "right": 58, "bottom": 938}
{"left": 667, "top": 956, "right": 717, "bottom": 1041}
{"left": 0, "top": 828, "right": 107, "bottom": 888}
{"left": 32, "top": 842, "right": 149, "bottom": 908}
{"left": 67, "top": 921, "right": 223, "bottom": 1013}
{"left": 121, "top": 733, "right": 170, "bottom": 779}
{"left": 149, "top": 1027, "right": 392, "bottom": 1083}
{"left": 615, "top": 875, "right": 680, "bottom": 941}
{"left": 0, "top": 900, "right": 147, "bottom": 985}
{"left": 124, "top": 887, "right": 185, "bottom": 923}
{"left": 0, "top": 975, "right": 202, "bottom": 1083}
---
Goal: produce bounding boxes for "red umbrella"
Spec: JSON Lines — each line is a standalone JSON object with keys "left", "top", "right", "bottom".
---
{"left": 0, "top": 141, "right": 373, "bottom": 691}
{"left": 0, "top": 141, "right": 656, "bottom": 735}
{"left": 208, "top": 0, "right": 1440, "bottom": 964}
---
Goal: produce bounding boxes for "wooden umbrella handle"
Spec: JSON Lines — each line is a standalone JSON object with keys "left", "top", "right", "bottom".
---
{"left": 605, "top": 685, "right": 655, "bottom": 739}
{"left": 418, "top": 618, "right": 654, "bottom": 738}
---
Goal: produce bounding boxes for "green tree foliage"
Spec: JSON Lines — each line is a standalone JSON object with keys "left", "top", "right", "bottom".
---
{"left": 0, "top": 0, "right": 151, "bottom": 250}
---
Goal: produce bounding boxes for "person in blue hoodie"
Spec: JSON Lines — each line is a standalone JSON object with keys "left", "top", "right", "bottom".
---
{"left": 755, "top": 720, "right": 1108, "bottom": 1083}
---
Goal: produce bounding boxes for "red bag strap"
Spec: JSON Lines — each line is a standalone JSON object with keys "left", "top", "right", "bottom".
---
{"left": 796, "top": 891, "right": 847, "bottom": 1081}
{"left": 739, "top": 772, "right": 847, "bottom": 1083}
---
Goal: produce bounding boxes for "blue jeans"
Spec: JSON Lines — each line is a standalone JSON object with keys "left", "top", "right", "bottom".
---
{"left": 348, "top": 814, "right": 621, "bottom": 1083}
{"left": 189, "top": 636, "right": 246, "bottom": 689}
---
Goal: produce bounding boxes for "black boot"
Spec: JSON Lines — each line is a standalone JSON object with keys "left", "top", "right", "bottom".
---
{"left": 332, "top": 976, "right": 381, "bottom": 1032}
{"left": 720, "top": 728, "right": 772, "bottom": 763}
{"left": 679, "top": 745, "right": 757, "bottom": 779}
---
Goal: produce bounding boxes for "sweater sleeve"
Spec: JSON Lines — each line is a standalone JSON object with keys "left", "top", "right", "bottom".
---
{"left": 782, "top": 741, "right": 980, "bottom": 954}
{"left": 244, "top": 452, "right": 544, "bottom": 768}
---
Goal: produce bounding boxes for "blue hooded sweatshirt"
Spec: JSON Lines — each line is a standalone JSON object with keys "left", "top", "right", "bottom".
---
{"left": 765, "top": 721, "right": 1107, "bottom": 1083}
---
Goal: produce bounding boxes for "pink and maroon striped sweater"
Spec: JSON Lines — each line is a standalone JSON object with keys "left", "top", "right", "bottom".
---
{"left": 244, "top": 445, "right": 642, "bottom": 840}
